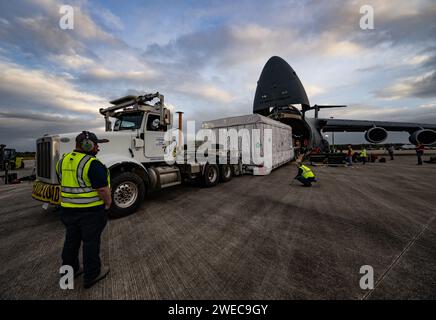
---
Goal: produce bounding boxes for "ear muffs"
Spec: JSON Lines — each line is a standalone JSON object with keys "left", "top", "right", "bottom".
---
{"left": 81, "top": 131, "right": 95, "bottom": 152}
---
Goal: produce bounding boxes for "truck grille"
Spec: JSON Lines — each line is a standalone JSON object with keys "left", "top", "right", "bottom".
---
{"left": 37, "top": 141, "right": 51, "bottom": 179}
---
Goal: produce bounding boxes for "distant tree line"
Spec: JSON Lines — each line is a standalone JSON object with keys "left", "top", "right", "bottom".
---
{"left": 16, "top": 152, "right": 36, "bottom": 158}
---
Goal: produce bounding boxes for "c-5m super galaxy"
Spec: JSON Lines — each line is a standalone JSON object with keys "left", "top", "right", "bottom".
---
{"left": 253, "top": 56, "right": 436, "bottom": 151}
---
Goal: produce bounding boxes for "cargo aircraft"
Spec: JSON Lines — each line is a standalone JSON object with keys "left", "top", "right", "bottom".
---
{"left": 253, "top": 56, "right": 436, "bottom": 152}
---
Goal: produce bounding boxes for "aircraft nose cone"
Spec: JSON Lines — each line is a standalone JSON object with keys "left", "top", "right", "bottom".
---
{"left": 253, "top": 56, "right": 310, "bottom": 116}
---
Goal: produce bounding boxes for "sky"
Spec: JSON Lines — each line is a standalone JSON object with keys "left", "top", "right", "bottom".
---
{"left": 0, "top": 0, "right": 436, "bottom": 151}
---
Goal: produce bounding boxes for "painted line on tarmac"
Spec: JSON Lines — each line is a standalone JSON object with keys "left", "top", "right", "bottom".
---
{"left": 361, "top": 215, "right": 436, "bottom": 300}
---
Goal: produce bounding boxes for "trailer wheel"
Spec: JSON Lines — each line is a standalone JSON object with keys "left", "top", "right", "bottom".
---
{"left": 219, "top": 164, "right": 232, "bottom": 182}
{"left": 203, "top": 164, "right": 219, "bottom": 187}
{"left": 109, "top": 172, "right": 145, "bottom": 218}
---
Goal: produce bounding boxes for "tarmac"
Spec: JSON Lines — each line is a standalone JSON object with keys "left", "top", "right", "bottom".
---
{"left": 0, "top": 155, "right": 435, "bottom": 299}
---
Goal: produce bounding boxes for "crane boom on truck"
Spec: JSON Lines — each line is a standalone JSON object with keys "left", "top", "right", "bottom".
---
{"left": 32, "top": 92, "right": 294, "bottom": 217}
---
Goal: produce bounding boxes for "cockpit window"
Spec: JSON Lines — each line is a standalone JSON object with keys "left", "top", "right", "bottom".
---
{"left": 113, "top": 112, "right": 143, "bottom": 131}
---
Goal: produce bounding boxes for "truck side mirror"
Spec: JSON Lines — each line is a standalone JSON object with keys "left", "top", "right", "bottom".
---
{"left": 164, "top": 109, "right": 171, "bottom": 126}
{"left": 114, "top": 119, "right": 121, "bottom": 131}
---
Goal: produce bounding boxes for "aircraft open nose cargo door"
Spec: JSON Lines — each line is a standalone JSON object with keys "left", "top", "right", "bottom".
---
{"left": 202, "top": 114, "right": 294, "bottom": 175}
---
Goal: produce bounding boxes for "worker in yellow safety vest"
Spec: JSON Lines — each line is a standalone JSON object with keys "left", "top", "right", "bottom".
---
{"left": 56, "top": 131, "right": 112, "bottom": 289}
{"left": 294, "top": 160, "right": 317, "bottom": 187}
{"left": 359, "top": 148, "right": 367, "bottom": 165}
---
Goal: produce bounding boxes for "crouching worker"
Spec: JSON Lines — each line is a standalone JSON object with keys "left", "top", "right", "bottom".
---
{"left": 294, "top": 161, "right": 317, "bottom": 187}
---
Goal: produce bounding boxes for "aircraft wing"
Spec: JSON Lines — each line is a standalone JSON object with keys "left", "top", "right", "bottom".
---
{"left": 316, "top": 118, "right": 436, "bottom": 145}
{"left": 317, "top": 118, "right": 436, "bottom": 134}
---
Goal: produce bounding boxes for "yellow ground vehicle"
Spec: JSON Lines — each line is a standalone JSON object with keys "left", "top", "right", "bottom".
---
{"left": 0, "top": 146, "right": 25, "bottom": 171}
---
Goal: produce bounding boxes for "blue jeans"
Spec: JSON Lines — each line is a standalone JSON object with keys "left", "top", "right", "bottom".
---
{"left": 417, "top": 151, "right": 423, "bottom": 165}
{"left": 296, "top": 176, "right": 316, "bottom": 186}
{"left": 60, "top": 208, "right": 107, "bottom": 282}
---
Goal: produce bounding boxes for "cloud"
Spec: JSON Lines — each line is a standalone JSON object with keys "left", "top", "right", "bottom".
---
{"left": 296, "top": 0, "right": 436, "bottom": 47}
{"left": 175, "top": 83, "right": 233, "bottom": 103}
{"left": 324, "top": 39, "right": 362, "bottom": 56}
{"left": 0, "top": 117, "right": 102, "bottom": 151}
{"left": 144, "top": 23, "right": 366, "bottom": 73}
{"left": 306, "top": 85, "right": 326, "bottom": 97}
{"left": 80, "top": 66, "right": 158, "bottom": 83}
{"left": 0, "top": 18, "right": 10, "bottom": 25}
{"left": 0, "top": 0, "right": 123, "bottom": 58}
{"left": 0, "top": 58, "right": 108, "bottom": 150}
{"left": 92, "top": 4, "right": 124, "bottom": 31}
{"left": 0, "top": 59, "right": 106, "bottom": 115}
{"left": 0, "top": 111, "right": 92, "bottom": 123}
{"left": 49, "top": 53, "right": 94, "bottom": 69}
{"left": 375, "top": 71, "right": 436, "bottom": 99}
{"left": 406, "top": 55, "right": 431, "bottom": 65}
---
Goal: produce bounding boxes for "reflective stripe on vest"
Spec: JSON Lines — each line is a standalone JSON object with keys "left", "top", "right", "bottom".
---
{"left": 56, "top": 151, "right": 110, "bottom": 208}
{"left": 61, "top": 186, "right": 94, "bottom": 193}
{"left": 300, "top": 165, "right": 315, "bottom": 179}
{"left": 77, "top": 154, "right": 92, "bottom": 187}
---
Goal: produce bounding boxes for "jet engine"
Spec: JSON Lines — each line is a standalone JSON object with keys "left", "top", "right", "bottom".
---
{"left": 364, "top": 127, "right": 388, "bottom": 144}
{"left": 409, "top": 129, "right": 436, "bottom": 145}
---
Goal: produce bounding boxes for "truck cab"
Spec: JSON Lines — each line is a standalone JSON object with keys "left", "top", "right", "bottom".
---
{"left": 102, "top": 94, "right": 171, "bottom": 162}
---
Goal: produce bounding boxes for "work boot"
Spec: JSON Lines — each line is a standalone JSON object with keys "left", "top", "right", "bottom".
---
{"left": 84, "top": 267, "right": 110, "bottom": 289}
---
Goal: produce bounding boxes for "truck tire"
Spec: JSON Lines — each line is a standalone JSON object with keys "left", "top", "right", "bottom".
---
{"left": 219, "top": 164, "right": 232, "bottom": 182}
{"left": 203, "top": 164, "right": 219, "bottom": 187}
{"left": 110, "top": 172, "right": 145, "bottom": 218}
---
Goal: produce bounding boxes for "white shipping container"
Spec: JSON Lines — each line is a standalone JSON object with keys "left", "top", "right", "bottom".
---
{"left": 202, "top": 114, "right": 294, "bottom": 175}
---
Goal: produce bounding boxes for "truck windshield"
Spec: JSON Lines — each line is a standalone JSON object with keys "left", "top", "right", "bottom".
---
{"left": 113, "top": 112, "right": 144, "bottom": 131}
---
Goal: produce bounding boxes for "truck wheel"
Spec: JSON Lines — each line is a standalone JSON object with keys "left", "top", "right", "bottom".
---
{"left": 110, "top": 172, "right": 145, "bottom": 218}
{"left": 219, "top": 164, "right": 232, "bottom": 182}
{"left": 203, "top": 164, "right": 219, "bottom": 187}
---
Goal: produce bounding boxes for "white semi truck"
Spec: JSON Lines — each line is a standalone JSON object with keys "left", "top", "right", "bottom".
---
{"left": 32, "top": 92, "right": 294, "bottom": 217}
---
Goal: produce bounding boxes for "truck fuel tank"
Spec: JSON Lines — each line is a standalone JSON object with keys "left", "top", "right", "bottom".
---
{"left": 149, "top": 166, "right": 181, "bottom": 189}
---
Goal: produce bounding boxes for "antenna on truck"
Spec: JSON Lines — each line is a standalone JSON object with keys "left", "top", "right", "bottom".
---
{"left": 99, "top": 92, "right": 165, "bottom": 131}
